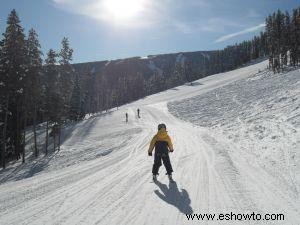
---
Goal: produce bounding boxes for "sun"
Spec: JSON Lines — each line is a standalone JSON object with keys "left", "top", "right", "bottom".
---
{"left": 103, "top": 0, "right": 145, "bottom": 21}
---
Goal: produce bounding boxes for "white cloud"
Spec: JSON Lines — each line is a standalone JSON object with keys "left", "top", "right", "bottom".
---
{"left": 214, "top": 23, "right": 265, "bottom": 43}
{"left": 52, "top": 0, "right": 248, "bottom": 36}
{"left": 169, "top": 17, "right": 244, "bottom": 35}
{"left": 52, "top": 0, "right": 169, "bottom": 28}
{"left": 52, "top": 0, "right": 214, "bottom": 32}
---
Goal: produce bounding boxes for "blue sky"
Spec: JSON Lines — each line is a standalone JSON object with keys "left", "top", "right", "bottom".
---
{"left": 0, "top": 0, "right": 299, "bottom": 63}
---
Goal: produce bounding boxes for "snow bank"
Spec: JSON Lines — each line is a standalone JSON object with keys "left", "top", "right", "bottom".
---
{"left": 168, "top": 68, "right": 300, "bottom": 195}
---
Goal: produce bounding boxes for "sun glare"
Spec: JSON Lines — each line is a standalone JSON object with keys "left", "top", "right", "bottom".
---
{"left": 103, "top": 0, "right": 145, "bottom": 21}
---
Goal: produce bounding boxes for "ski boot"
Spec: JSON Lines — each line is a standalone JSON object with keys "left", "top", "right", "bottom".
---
{"left": 153, "top": 174, "right": 158, "bottom": 182}
{"left": 168, "top": 174, "right": 175, "bottom": 183}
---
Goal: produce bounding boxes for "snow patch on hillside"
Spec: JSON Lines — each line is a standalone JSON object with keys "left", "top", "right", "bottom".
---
{"left": 148, "top": 60, "right": 163, "bottom": 75}
{"left": 105, "top": 61, "right": 111, "bottom": 66}
{"left": 175, "top": 53, "right": 187, "bottom": 68}
{"left": 201, "top": 52, "right": 210, "bottom": 59}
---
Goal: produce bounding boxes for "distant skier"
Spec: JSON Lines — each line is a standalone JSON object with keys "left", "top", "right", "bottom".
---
{"left": 137, "top": 108, "right": 140, "bottom": 118}
{"left": 125, "top": 113, "right": 128, "bottom": 123}
{"left": 148, "top": 123, "right": 174, "bottom": 182}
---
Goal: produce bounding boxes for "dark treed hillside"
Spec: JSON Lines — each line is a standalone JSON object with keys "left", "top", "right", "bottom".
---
{"left": 72, "top": 44, "right": 267, "bottom": 114}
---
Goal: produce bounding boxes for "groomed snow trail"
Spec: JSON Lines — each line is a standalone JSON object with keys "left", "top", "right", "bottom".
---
{"left": 0, "top": 61, "right": 299, "bottom": 225}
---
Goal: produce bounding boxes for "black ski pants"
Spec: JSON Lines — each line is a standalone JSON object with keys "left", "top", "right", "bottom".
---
{"left": 152, "top": 150, "right": 173, "bottom": 175}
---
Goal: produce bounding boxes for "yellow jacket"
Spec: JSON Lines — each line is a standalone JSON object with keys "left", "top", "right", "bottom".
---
{"left": 148, "top": 128, "right": 174, "bottom": 154}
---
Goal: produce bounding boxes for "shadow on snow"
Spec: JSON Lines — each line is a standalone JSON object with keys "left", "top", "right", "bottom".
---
{"left": 154, "top": 180, "right": 193, "bottom": 214}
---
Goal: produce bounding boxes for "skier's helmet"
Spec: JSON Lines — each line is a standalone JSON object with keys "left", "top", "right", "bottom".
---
{"left": 158, "top": 123, "right": 166, "bottom": 131}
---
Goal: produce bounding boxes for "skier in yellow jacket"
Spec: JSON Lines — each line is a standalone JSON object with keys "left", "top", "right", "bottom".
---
{"left": 148, "top": 123, "right": 174, "bottom": 182}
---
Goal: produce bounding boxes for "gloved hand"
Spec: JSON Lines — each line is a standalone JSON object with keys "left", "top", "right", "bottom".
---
{"left": 148, "top": 152, "right": 152, "bottom": 156}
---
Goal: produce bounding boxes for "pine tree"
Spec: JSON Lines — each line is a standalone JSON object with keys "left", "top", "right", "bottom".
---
{"left": 44, "top": 49, "right": 60, "bottom": 154}
{"left": 277, "top": 10, "right": 286, "bottom": 69}
{"left": 291, "top": 8, "right": 300, "bottom": 65}
{"left": 25, "top": 28, "right": 43, "bottom": 157}
{"left": 59, "top": 37, "right": 74, "bottom": 119}
{"left": 58, "top": 38, "right": 74, "bottom": 150}
{"left": 0, "top": 9, "right": 27, "bottom": 164}
{"left": 266, "top": 14, "right": 275, "bottom": 70}
{"left": 259, "top": 31, "right": 268, "bottom": 57}
{"left": 283, "top": 11, "right": 291, "bottom": 66}
{"left": 0, "top": 40, "right": 7, "bottom": 168}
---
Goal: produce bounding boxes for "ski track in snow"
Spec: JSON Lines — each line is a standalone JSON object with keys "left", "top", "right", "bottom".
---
{"left": 0, "top": 60, "right": 300, "bottom": 225}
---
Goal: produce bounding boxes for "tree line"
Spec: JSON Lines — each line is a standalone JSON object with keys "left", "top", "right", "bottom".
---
{"left": 0, "top": 10, "right": 77, "bottom": 168}
{"left": 265, "top": 7, "right": 300, "bottom": 72}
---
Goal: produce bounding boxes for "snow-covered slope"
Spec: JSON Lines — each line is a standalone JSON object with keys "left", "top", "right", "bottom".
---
{"left": 0, "top": 61, "right": 299, "bottom": 225}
